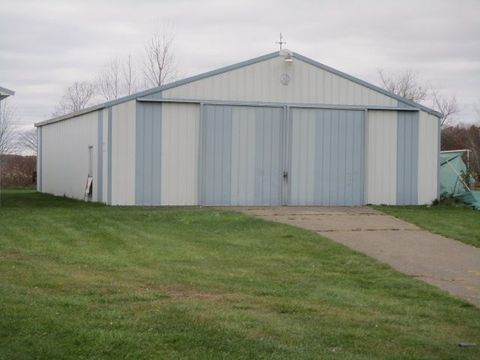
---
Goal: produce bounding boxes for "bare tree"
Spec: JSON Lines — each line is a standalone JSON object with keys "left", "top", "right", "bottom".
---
{"left": 97, "top": 59, "right": 121, "bottom": 101}
{"left": 0, "top": 99, "right": 18, "bottom": 154}
{"left": 378, "top": 69, "right": 460, "bottom": 127}
{"left": 97, "top": 55, "right": 139, "bottom": 101}
{"left": 378, "top": 69, "right": 428, "bottom": 102}
{"left": 431, "top": 90, "right": 458, "bottom": 127}
{"left": 122, "top": 54, "right": 137, "bottom": 95}
{"left": 52, "top": 81, "right": 96, "bottom": 116}
{"left": 18, "top": 128, "right": 37, "bottom": 155}
{"left": 143, "top": 32, "right": 177, "bottom": 87}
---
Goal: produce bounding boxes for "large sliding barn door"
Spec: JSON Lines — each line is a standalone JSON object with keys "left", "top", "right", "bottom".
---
{"left": 199, "top": 105, "right": 284, "bottom": 205}
{"left": 288, "top": 108, "right": 365, "bottom": 205}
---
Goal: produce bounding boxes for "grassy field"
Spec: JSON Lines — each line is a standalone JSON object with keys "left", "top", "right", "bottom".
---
{"left": 1, "top": 190, "right": 479, "bottom": 359}
{"left": 375, "top": 203, "right": 480, "bottom": 248}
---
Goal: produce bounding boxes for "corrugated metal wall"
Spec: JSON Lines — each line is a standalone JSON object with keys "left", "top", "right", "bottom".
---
{"left": 161, "top": 103, "right": 199, "bottom": 205}
{"left": 396, "top": 111, "right": 419, "bottom": 205}
{"left": 99, "top": 108, "right": 109, "bottom": 203}
{"left": 366, "top": 110, "right": 397, "bottom": 205}
{"left": 418, "top": 111, "right": 439, "bottom": 204}
{"left": 135, "top": 102, "right": 162, "bottom": 205}
{"left": 161, "top": 57, "right": 398, "bottom": 107}
{"left": 200, "top": 105, "right": 284, "bottom": 205}
{"left": 40, "top": 111, "right": 98, "bottom": 200}
{"left": 111, "top": 100, "right": 136, "bottom": 205}
{"left": 135, "top": 102, "right": 199, "bottom": 205}
{"left": 289, "top": 108, "right": 365, "bottom": 205}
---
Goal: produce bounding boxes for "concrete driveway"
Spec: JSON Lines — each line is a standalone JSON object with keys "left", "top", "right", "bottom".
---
{"left": 236, "top": 206, "right": 480, "bottom": 307}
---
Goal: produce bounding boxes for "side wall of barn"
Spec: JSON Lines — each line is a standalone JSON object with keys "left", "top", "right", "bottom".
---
{"left": 39, "top": 111, "right": 99, "bottom": 201}
{"left": 38, "top": 100, "right": 137, "bottom": 206}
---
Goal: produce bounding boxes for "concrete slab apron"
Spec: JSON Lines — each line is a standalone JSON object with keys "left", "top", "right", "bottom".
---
{"left": 237, "top": 206, "right": 480, "bottom": 307}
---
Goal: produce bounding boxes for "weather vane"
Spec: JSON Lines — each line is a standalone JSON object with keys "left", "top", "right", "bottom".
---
{"left": 276, "top": 33, "right": 286, "bottom": 50}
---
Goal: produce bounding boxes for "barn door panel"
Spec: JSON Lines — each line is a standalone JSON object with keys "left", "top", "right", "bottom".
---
{"left": 288, "top": 108, "right": 365, "bottom": 205}
{"left": 200, "top": 105, "right": 284, "bottom": 205}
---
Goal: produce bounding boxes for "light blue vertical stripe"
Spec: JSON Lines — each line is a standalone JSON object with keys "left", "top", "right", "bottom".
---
{"left": 310, "top": 109, "right": 364, "bottom": 206}
{"left": 201, "top": 105, "right": 233, "bottom": 205}
{"left": 254, "top": 108, "right": 265, "bottom": 204}
{"left": 254, "top": 107, "right": 283, "bottom": 205}
{"left": 286, "top": 107, "right": 293, "bottom": 204}
{"left": 97, "top": 111, "right": 103, "bottom": 202}
{"left": 337, "top": 111, "right": 347, "bottom": 204}
{"left": 220, "top": 106, "right": 232, "bottom": 204}
{"left": 271, "top": 108, "right": 283, "bottom": 204}
{"left": 355, "top": 111, "right": 365, "bottom": 205}
{"left": 282, "top": 105, "right": 289, "bottom": 205}
{"left": 344, "top": 111, "right": 354, "bottom": 203}
{"left": 363, "top": 109, "right": 369, "bottom": 204}
{"left": 396, "top": 111, "right": 419, "bottom": 205}
{"left": 135, "top": 102, "right": 162, "bottom": 205}
{"left": 198, "top": 103, "right": 205, "bottom": 205}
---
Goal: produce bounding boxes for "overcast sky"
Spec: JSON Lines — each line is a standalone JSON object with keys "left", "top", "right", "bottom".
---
{"left": 1, "top": 0, "right": 479, "bottom": 127}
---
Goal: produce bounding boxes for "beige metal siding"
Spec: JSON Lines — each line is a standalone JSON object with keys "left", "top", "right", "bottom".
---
{"left": 163, "top": 56, "right": 397, "bottom": 107}
{"left": 418, "top": 111, "right": 439, "bottom": 204}
{"left": 111, "top": 100, "right": 136, "bottom": 205}
{"left": 366, "top": 110, "right": 397, "bottom": 205}
{"left": 41, "top": 111, "right": 98, "bottom": 200}
{"left": 160, "top": 103, "right": 200, "bottom": 205}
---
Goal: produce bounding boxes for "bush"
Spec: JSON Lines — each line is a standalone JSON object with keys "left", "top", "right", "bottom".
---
{"left": 0, "top": 154, "right": 36, "bottom": 188}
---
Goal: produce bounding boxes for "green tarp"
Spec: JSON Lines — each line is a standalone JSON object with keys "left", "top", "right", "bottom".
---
{"left": 439, "top": 150, "right": 480, "bottom": 210}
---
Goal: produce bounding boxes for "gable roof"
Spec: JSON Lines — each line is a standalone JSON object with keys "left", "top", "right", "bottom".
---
{"left": 35, "top": 51, "right": 441, "bottom": 127}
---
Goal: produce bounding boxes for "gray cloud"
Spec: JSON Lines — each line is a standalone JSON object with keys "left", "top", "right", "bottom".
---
{"left": 1, "top": 0, "right": 479, "bottom": 125}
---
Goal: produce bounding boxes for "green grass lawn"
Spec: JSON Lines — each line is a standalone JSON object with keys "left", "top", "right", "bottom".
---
{"left": 375, "top": 203, "right": 480, "bottom": 248}
{"left": 1, "top": 190, "right": 480, "bottom": 359}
